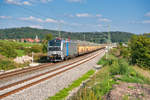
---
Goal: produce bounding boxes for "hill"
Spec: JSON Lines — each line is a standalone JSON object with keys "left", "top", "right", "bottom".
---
{"left": 0, "top": 27, "right": 134, "bottom": 43}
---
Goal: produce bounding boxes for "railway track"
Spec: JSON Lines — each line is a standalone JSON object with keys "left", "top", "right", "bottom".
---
{"left": 0, "top": 50, "right": 103, "bottom": 88}
{"left": 0, "top": 49, "right": 102, "bottom": 80}
{"left": 0, "top": 63, "right": 53, "bottom": 79}
{"left": 0, "top": 49, "right": 105, "bottom": 99}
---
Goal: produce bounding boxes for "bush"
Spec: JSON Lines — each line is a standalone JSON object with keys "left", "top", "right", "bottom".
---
{"left": 109, "top": 57, "right": 129, "bottom": 75}
{"left": 97, "top": 54, "right": 118, "bottom": 66}
{"left": 118, "top": 59, "right": 129, "bottom": 75}
{"left": 0, "top": 59, "right": 16, "bottom": 70}
{"left": 129, "top": 35, "right": 150, "bottom": 69}
{"left": 24, "top": 45, "right": 42, "bottom": 55}
{"left": 0, "top": 43, "right": 17, "bottom": 58}
{"left": 110, "top": 60, "right": 120, "bottom": 75}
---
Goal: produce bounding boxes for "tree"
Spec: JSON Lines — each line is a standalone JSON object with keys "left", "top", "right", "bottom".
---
{"left": 42, "top": 34, "right": 53, "bottom": 53}
{"left": 129, "top": 34, "right": 150, "bottom": 68}
{"left": 25, "top": 45, "right": 42, "bottom": 54}
{"left": 0, "top": 27, "right": 133, "bottom": 43}
{"left": 45, "top": 34, "right": 53, "bottom": 40}
{"left": 0, "top": 44, "right": 17, "bottom": 58}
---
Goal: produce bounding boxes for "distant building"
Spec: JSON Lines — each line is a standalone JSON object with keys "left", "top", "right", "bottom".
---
{"left": 21, "top": 35, "right": 40, "bottom": 43}
{"left": 35, "top": 35, "right": 40, "bottom": 43}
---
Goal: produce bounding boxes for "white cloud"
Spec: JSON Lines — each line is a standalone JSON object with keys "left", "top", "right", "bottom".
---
{"left": 67, "top": 0, "right": 84, "bottom": 3}
{"left": 70, "top": 23, "right": 82, "bottom": 26}
{"left": 5, "top": 0, "right": 21, "bottom": 5}
{"left": 129, "top": 20, "right": 150, "bottom": 24}
{"left": 67, "top": 13, "right": 102, "bottom": 18}
{"left": 5, "top": 0, "right": 31, "bottom": 5}
{"left": 23, "top": 1, "right": 31, "bottom": 5}
{"left": 5, "top": 0, "right": 53, "bottom": 5}
{"left": 20, "top": 16, "right": 44, "bottom": 22}
{"left": 142, "top": 20, "right": 150, "bottom": 24}
{"left": 68, "top": 14, "right": 74, "bottom": 18}
{"left": 76, "top": 13, "right": 92, "bottom": 18}
{"left": 30, "top": 25, "right": 43, "bottom": 29}
{"left": 45, "top": 18, "right": 58, "bottom": 23}
{"left": 40, "top": 0, "right": 53, "bottom": 3}
{"left": 96, "top": 14, "right": 102, "bottom": 17}
{"left": 97, "top": 24, "right": 103, "bottom": 27}
{"left": 59, "top": 20, "right": 66, "bottom": 24}
{"left": 20, "top": 16, "right": 63, "bottom": 23}
{"left": 0, "top": 16, "right": 12, "bottom": 19}
{"left": 98, "top": 18, "right": 112, "bottom": 22}
{"left": 145, "top": 12, "right": 150, "bottom": 17}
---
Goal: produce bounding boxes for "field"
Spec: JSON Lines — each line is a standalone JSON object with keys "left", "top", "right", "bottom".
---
{"left": 0, "top": 40, "right": 40, "bottom": 56}
{"left": 0, "top": 40, "right": 42, "bottom": 70}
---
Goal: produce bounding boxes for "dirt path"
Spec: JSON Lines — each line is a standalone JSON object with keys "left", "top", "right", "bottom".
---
{"left": 105, "top": 82, "right": 150, "bottom": 100}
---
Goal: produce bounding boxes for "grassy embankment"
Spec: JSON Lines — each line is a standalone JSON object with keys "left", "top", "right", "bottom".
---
{"left": 47, "top": 70, "right": 95, "bottom": 100}
{"left": 46, "top": 48, "right": 150, "bottom": 100}
{"left": 0, "top": 40, "right": 42, "bottom": 70}
{"left": 0, "top": 40, "right": 40, "bottom": 56}
{"left": 69, "top": 50, "right": 150, "bottom": 100}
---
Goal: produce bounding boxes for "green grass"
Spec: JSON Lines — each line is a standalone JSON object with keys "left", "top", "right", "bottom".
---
{"left": 70, "top": 53, "right": 150, "bottom": 100}
{"left": 97, "top": 54, "right": 117, "bottom": 66}
{"left": 128, "top": 86, "right": 136, "bottom": 90}
{"left": 16, "top": 50, "right": 25, "bottom": 57}
{"left": 0, "top": 59, "right": 16, "bottom": 70}
{"left": 48, "top": 70, "right": 95, "bottom": 100}
{"left": 105, "top": 54, "right": 150, "bottom": 85}
{"left": 70, "top": 66, "right": 118, "bottom": 100}
{"left": 16, "top": 42, "right": 40, "bottom": 47}
{"left": 118, "top": 72, "right": 150, "bottom": 84}
{"left": 123, "top": 95, "right": 129, "bottom": 100}
{"left": 0, "top": 40, "right": 41, "bottom": 57}
{"left": 0, "top": 40, "right": 40, "bottom": 47}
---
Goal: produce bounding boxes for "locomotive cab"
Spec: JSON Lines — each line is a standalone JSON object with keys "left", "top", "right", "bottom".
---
{"left": 47, "top": 39, "right": 64, "bottom": 61}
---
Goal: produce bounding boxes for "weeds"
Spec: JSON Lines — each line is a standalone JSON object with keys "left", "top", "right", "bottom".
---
{"left": 50, "top": 49, "right": 150, "bottom": 100}
{"left": 48, "top": 70, "right": 95, "bottom": 100}
{"left": 70, "top": 66, "right": 117, "bottom": 100}
{"left": 70, "top": 53, "right": 150, "bottom": 100}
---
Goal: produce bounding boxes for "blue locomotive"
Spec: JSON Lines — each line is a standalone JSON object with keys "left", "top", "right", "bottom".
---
{"left": 47, "top": 38, "right": 102, "bottom": 61}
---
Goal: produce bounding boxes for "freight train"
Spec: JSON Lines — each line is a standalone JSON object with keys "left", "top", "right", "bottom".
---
{"left": 47, "top": 38, "right": 104, "bottom": 61}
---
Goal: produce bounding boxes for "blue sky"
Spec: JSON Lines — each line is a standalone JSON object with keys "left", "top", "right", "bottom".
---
{"left": 0, "top": 0, "right": 150, "bottom": 34}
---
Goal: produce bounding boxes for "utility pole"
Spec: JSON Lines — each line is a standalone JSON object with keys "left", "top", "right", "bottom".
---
{"left": 92, "top": 32, "right": 95, "bottom": 43}
{"left": 32, "top": 52, "right": 34, "bottom": 63}
{"left": 106, "top": 24, "right": 111, "bottom": 59}
{"left": 58, "top": 22, "right": 61, "bottom": 38}
{"left": 107, "top": 24, "right": 111, "bottom": 44}
{"left": 84, "top": 33, "right": 85, "bottom": 41}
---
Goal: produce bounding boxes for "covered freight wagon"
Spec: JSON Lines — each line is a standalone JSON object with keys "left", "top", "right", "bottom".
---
{"left": 47, "top": 38, "right": 102, "bottom": 61}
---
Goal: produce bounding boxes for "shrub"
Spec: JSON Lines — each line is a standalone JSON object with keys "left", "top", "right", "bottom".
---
{"left": 0, "top": 44, "right": 17, "bottom": 58}
{"left": 24, "top": 45, "right": 42, "bottom": 55}
{"left": 129, "top": 35, "right": 150, "bottom": 69}
{"left": 118, "top": 59, "right": 129, "bottom": 75}
{"left": 0, "top": 59, "right": 16, "bottom": 70}
{"left": 109, "top": 58, "right": 130, "bottom": 75}
{"left": 109, "top": 60, "right": 120, "bottom": 75}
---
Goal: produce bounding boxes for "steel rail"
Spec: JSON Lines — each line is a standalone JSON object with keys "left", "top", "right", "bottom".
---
{"left": 0, "top": 50, "right": 104, "bottom": 99}
{"left": 0, "top": 49, "right": 100, "bottom": 79}
{"left": 0, "top": 50, "right": 103, "bottom": 91}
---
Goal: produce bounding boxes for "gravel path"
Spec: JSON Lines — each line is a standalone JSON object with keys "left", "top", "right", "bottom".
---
{"left": 2, "top": 50, "right": 105, "bottom": 100}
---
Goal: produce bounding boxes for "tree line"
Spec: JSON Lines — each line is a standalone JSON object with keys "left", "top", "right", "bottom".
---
{"left": 119, "top": 33, "right": 150, "bottom": 69}
{"left": 0, "top": 27, "right": 133, "bottom": 43}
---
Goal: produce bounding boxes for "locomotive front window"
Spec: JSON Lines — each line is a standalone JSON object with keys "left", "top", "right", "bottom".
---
{"left": 49, "top": 39, "right": 61, "bottom": 46}
{"left": 49, "top": 47, "right": 61, "bottom": 51}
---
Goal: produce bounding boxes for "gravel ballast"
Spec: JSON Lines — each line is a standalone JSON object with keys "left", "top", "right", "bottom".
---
{"left": 2, "top": 50, "right": 105, "bottom": 100}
